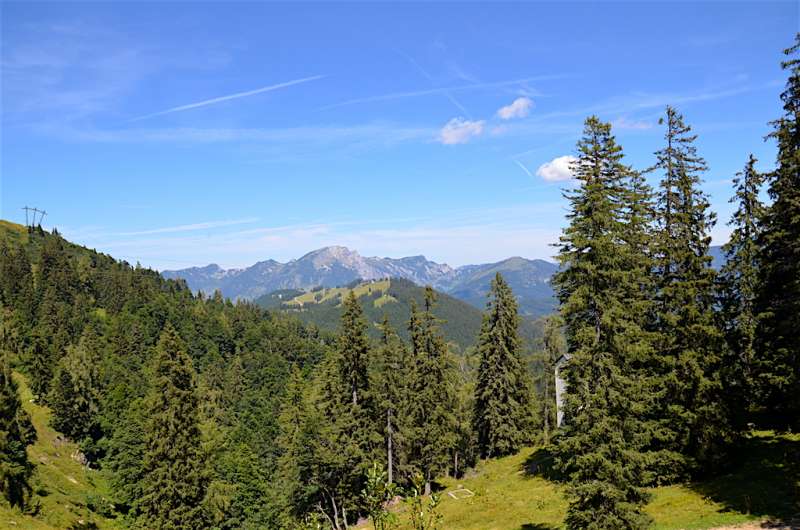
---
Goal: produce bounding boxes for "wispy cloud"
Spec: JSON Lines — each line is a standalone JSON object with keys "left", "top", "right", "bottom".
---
{"left": 435, "top": 118, "right": 485, "bottom": 145}
{"left": 611, "top": 116, "right": 653, "bottom": 130}
{"left": 111, "top": 217, "right": 260, "bottom": 236}
{"left": 92, "top": 204, "right": 567, "bottom": 268}
{"left": 124, "top": 75, "right": 327, "bottom": 122}
{"left": 496, "top": 97, "right": 533, "bottom": 120}
{"left": 390, "top": 45, "right": 472, "bottom": 118}
{"left": 319, "top": 77, "right": 554, "bottom": 111}
{"left": 39, "top": 122, "right": 437, "bottom": 149}
{"left": 512, "top": 158, "right": 534, "bottom": 179}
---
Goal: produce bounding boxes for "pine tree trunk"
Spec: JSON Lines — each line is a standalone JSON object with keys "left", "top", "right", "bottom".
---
{"left": 387, "top": 410, "right": 393, "bottom": 485}
{"left": 424, "top": 469, "right": 431, "bottom": 496}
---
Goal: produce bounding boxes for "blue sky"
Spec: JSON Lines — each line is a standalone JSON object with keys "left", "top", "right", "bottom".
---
{"left": 2, "top": 1, "right": 796, "bottom": 271}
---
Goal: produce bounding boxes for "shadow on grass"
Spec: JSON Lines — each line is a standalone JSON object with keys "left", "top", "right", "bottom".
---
{"left": 520, "top": 447, "right": 566, "bottom": 482}
{"left": 519, "top": 524, "right": 560, "bottom": 530}
{"left": 687, "top": 432, "right": 800, "bottom": 520}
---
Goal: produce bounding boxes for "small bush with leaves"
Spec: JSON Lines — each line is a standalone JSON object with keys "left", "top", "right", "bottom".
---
{"left": 361, "top": 463, "right": 401, "bottom": 530}
{"left": 403, "top": 472, "right": 443, "bottom": 530}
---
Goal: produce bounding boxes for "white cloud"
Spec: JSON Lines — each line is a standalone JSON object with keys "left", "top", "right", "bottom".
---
{"left": 611, "top": 116, "right": 652, "bottom": 130}
{"left": 435, "top": 118, "right": 485, "bottom": 145}
{"left": 496, "top": 97, "right": 533, "bottom": 120}
{"left": 536, "top": 155, "right": 577, "bottom": 182}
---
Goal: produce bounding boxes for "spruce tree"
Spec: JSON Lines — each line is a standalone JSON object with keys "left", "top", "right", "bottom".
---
{"left": 138, "top": 324, "right": 209, "bottom": 530}
{"left": 105, "top": 398, "right": 147, "bottom": 516}
{"left": 294, "top": 291, "right": 377, "bottom": 529}
{"left": 649, "top": 106, "right": 728, "bottom": 474}
{"left": 552, "top": 117, "right": 659, "bottom": 530}
{"left": 755, "top": 34, "right": 800, "bottom": 420}
{"left": 275, "top": 364, "right": 311, "bottom": 524}
{"left": 49, "top": 324, "right": 103, "bottom": 457}
{"left": 405, "top": 287, "right": 457, "bottom": 495}
{"left": 473, "top": 272, "right": 535, "bottom": 459}
{"left": 0, "top": 337, "right": 37, "bottom": 509}
{"left": 719, "top": 155, "right": 765, "bottom": 412}
{"left": 375, "top": 314, "right": 406, "bottom": 485}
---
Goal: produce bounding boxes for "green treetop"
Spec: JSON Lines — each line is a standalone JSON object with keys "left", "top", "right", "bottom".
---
{"left": 473, "top": 272, "right": 535, "bottom": 459}
{"left": 552, "top": 116, "right": 660, "bottom": 530}
{"left": 405, "top": 287, "right": 457, "bottom": 495}
{"left": 0, "top": 313, "right": 36, "bottom": 509}
{"left": 138, "top": 324, "right": 209, "bottom": 530}
{"left": 756, "top": 34, "right": 800, "bottom": 421}
{"left": 719, "top": 155, "right": 765, "bottom": 413}
{"left": 649, "top": 106, "right": 728, "bottom": 475}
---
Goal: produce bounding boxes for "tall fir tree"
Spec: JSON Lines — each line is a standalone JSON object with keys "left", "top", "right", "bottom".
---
{"left": 405, "top": 287, "right": 457, "bottom": 495}
{"left": 648, "top": 106, "right": 729, "bottom": 474}
{"left": 294, "top": 291, "right": 377, "bottom": 529}
{"left": 275, "top": 364, "right": 312, "bottom": 525}
{"left": 49, "top": 324, "right": 103, "bottom": 455}
{"left": 473, "top": 272, "right": 535, "bottom": 459}
{"left": 755, "top": 34, "right": 800, "bottom": 422}
{"left": 0, "top": 312, "right": 37, "bottom": 509}
{"left": 138, "top": 324, "right": 209, "bottom": 530}
{"left": 105, "top": 397, "right": 147, "bottom": 517}
{"left": 374, "top": 314, "right": 406, "bottom": 485}
{"left": 552, "top": 117, "right": 660, "bottom": 530}
{"left": 719, "top": 155, "right": 765, "bottom": 414}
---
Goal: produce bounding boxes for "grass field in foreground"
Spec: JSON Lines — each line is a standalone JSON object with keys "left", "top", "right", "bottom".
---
{"left": 384, "top": 431, "right": 799, "bottom": 530}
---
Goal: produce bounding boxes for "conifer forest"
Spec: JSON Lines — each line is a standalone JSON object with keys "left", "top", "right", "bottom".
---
{"left": 1, "top": 34, "right": 800, "bottom": 530}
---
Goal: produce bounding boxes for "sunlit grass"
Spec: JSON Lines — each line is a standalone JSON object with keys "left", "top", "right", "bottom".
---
{"left": 0, "top": 373, "right": 122, "bottom": 530}
{"left": 380, "top": 431, "right": 799, "bottom": 530}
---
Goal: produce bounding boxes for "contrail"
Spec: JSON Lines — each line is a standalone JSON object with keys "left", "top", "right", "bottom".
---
{"left": 391, "top": 45, "right": 473, "bottom": 119}
{"left": 112, "top": 217, "right": 260, "bottom": 236}
{"left": 512, "top": 157, "right": 534, "bottom": 180}
{"left": 124, "top": 75, "right": 328, "bottom": 123}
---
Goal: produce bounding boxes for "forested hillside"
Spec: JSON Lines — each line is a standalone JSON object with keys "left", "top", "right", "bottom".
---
{"left": 2, "top": 32, "right": 800, "bottom": 530}
{"left": 0, "top": 220, "right": 560, "bottom": 529}
{"left": 254, "top": 277, "right": 546, "bottom": 349}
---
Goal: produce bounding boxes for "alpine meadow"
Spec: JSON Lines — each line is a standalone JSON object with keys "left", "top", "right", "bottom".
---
{"left": 2, "top": 4, "right": 800, "bottom": 530}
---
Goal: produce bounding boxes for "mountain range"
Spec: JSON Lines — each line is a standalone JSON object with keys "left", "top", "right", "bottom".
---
{"left": 161, "top": 246, "right": 560, "bottom": 317}
{"left": 161, "top": 245, "right": 727, "bottom": 318}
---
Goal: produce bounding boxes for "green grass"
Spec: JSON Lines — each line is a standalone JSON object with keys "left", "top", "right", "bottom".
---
{"left": 373, "top": 432, "right": 800, "bottom": 530}
{"left": 5, "top": 362, "right": 798, "bottom": 529}
{"left": 286, "top": 280, "right": 392, "bottom": 307}
{"left": 0, "top": 374, "right": 123, "bottom": 530}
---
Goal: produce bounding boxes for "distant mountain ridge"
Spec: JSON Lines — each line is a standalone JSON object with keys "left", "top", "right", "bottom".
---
{"left": 161, "top": 246, "right": 559, "bottom": 316}
{"left": 161, "top": 244, "right": 726, "bottom": 318}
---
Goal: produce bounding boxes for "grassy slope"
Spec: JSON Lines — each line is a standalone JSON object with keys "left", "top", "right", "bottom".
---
{"left": 285, "top": 280, "right": 394, "bottom": 307}
{"left": 0, "top": 374, "right": 122, "bottom": 530}
{"left": 4, "top": 370, "right": 798, "bottom": 530}
{"left": 380, "top": 432, "right": 799, "bottom": 530}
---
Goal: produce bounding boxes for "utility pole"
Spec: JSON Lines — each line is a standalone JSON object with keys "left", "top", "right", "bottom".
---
{"left": 21, "top": 207, "right": 46, "bottom": 227}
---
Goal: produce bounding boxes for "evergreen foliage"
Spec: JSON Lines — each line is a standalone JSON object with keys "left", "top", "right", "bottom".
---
{"left": 719, "top": 155, "right": 765, "bottom": 412}
{"left": 405, "top": 288, "right": 457, "bottom": 495}
{"left": 755, "top": 34, "right": 800, "bottom": 422}
{"left": 49, "top": 324, "right": 103, "bottom": 455}
{"left": 649, "top": 106, "right": 729, "bottom": 474}
{"left": 552, "top": 117, "right": 660, "bottom": 530}
{"left": 0, "top": 329, "right": 37, "bottom": 509}
{"left": 138, "top": 324, "right": 209, "bottom": 530}
{"left": 374, "top": 314, "right": 406, "bottom": 485}
{"left": 473, "top": 272, "right": 535, "bottom": 458}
